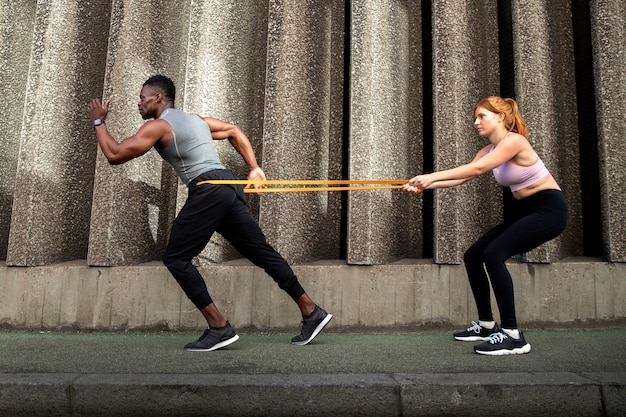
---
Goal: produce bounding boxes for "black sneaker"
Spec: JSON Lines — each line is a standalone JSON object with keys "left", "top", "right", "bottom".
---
{"left": 184, "top": 321, "right": 239, "bottom": 352}
{"left": 473, "top": 331, "right": 531, "bottom": 356}
{"left": 454, "top": 321, "right": 500, "bottom": 341}
{"left": 291, "top": 305, "right": 332, "bottom": 346}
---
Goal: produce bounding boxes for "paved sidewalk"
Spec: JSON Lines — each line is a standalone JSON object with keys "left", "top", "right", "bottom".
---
{"left": 0, "top": 328, "right": 625, "bottom": 416}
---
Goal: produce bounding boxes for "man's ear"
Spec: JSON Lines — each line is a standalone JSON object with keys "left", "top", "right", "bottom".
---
{"left": 155, "top": 92, "right": 162, "bottom": 103}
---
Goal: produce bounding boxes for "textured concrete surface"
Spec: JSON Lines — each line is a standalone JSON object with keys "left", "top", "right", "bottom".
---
{"left": 512, "top": 0, "right": 582, "bottom": 262}
{"left": 5, "top": 1, "right": 111, "bottom": 266}
{"left": 348, "top": 0, "right": 423, "bottom": 264}
{"left": 0, "top": 259, "right": 623, "bottom": 331}
{"left": 591, "top": 0, "right": 626, "bottom": 262}
{"left": 0, "top": 329, "right": 624, "bottom": 416}
{"left": 431, "top": 0, "right": 502, "bottom": 264}
{"left": 0, "top": 2, "right": 36, "bottom": 261}
{"left": 260, "top": 1, "right": 345, "bottom": 263}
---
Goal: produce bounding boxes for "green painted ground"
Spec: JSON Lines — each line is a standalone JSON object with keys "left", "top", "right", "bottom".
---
{"left": 1, "top": 329, "right": 624, "bottom": 375}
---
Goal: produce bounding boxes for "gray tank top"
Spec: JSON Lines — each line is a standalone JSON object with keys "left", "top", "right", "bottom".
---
{"left": 155, "top": 108, "right": 225, "bottom": 185}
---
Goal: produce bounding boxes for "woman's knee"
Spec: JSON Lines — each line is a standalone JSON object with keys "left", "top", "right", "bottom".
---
{"left": 464, "top": 246, "right": 483, "bottom": 265}
{"left": 482, "top": 245, "right": 509, "bottom": 268}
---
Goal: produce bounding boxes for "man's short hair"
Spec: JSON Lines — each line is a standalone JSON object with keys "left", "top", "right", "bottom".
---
{"left": 143, "top": 75, "right": 176, "bottom": 104}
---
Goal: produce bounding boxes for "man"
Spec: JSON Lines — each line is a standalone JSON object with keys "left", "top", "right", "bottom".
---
{"left": 87, "top": 74, "right": 332, "bottom": 351}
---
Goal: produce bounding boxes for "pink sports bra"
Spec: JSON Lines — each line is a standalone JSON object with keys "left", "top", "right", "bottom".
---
{"left": 490, "top": 146, "right": 549, "bottom": 192}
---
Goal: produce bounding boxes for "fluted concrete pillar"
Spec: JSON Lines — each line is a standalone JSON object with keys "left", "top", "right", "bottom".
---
{"left": 6, "top": 1, "right": 111, "bottom": 265}
{"left": 590, "top": 0, "right": 626, "bottom": 262}
{"left": 431, "top": 1, "right": 501, "bottom": 264}
{"left": 259, "top": 0, "right": 345, "bottom": 263}
{"left": 181, "top": 0, "right": 269, "bottom": 264}
{"left": 0, "top": 1, "right": 36, "bottom": 260}
{"left": 347, "top": 0, "right": 423, "bottom": 264}
{"left": 87, "top": 0, "right": 191, "bottom": 265}
{"left": 512, "top": 0, "right": 583, "bottom": 263}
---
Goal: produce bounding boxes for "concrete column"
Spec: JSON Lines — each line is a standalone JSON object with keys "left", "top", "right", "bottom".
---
{"left": 590, "top": 0, "right": 626, "bottom": 261}
{"left": 181, "top": 0, "right": 270, "bottom": 264}
{"left": 259, "top": 0, "right": 345, "bottom": 263}
{"left": 87, "top": 0, "right": 191, "bottom": 265}
{"left": 347, "top": 0, "right": 423, "bottom": 265}
{"left": 512, "top": 0, "right": 583, "bottom": 263}
{"left": 5, "top": 1, "right": 111, "bottom": 265}
{"left": 0, "top": 1, "right": 36, "bottom": 260}
{"left": 431, "top": 1, "right": 501, "bottom": 264}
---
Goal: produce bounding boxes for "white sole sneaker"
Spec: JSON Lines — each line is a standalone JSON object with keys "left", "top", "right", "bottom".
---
{"left": 185, "top": 334, "right": 240, "bottom": 352}
{"left": 292, "top": 313, "right": 333, "bottom": 346}
{"left": 475, "top": 342, "right": 531, "bottom": 355}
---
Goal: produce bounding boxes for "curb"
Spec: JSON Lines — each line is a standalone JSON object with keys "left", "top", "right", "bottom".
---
{"left": 1, "top": 372, "right": 624, "bottom": 416}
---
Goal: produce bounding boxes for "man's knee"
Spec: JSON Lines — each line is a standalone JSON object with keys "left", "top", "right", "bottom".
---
{"left": 163, "top": 252, "right": 187, "bottom": 274}
{"left": 162, "top": 252, "right": 173, "bottom": 268}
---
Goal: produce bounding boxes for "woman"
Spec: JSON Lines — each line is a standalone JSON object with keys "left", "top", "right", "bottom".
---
{"left": 404, "top": 96, "right": 567, "bottom": 355}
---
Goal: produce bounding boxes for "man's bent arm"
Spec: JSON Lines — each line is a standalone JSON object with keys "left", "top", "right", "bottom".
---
{"left": 94, "top": 121, "right": 164, "bottom": 165}
{"left": 204, "top": 117, "right": 260, "bottom": 170}
{"left": 88, "top": 98, "right": 164, "bottom": 165}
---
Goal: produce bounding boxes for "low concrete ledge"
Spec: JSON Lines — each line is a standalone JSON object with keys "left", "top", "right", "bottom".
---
{"left": 396, "top": 372, "right": 610, "bottom": 416}
{"left": 0, "top": 372, "right": 624, "bottom": 416}
{"left": 0, "top": 258, "right": 624, "bottom": 331}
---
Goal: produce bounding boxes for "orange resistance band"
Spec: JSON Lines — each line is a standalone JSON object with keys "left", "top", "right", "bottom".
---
{"left": 195, "top": 179, "right": 416, "bottom": 193}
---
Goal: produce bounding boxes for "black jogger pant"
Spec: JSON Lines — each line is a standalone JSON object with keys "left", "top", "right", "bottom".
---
{"left": 163, "top": 169, "right": 305, "bottom": 310}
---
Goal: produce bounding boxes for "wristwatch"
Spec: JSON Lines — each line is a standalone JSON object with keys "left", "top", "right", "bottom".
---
{"left": 93, "top": 119, "right": 105, "bottom": 129}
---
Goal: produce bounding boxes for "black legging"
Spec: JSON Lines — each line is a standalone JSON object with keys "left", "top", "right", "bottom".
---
{"left": 463, "top": 189, "right": 567, "bottom": 329}
{"left": 163, "top": 169, "right": 305, "bottom": 310}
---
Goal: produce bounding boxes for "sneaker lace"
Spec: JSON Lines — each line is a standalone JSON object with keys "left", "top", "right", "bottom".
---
{"left": 467, "top": 321, "right": 481, "bottom": 333}
{"left": 488, "top": 331, "right": 508, "bottom": 344}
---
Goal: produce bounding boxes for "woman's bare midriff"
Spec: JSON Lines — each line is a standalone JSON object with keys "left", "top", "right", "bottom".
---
{"left": 512, "top": 174, "right": 561, "bottom": 200}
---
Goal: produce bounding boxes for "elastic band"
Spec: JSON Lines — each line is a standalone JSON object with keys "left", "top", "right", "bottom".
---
{"left": 195, "top": 179, "right": 419, "bottom": 193}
